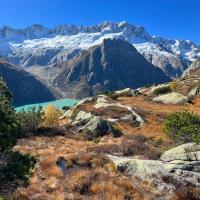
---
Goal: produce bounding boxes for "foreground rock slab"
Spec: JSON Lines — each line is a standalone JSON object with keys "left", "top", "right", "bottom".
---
{"left": 108, "top": 143, "right": 200, "bottom": 198}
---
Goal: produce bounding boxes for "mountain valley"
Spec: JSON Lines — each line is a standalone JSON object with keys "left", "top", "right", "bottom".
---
{"left": 0, "top": 57, "right": 55, "bottom": 106}
{"left": 0, "top": 21, "right": 200, "bottom": 102}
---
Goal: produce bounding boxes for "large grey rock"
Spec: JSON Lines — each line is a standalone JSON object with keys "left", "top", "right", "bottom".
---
{"left": 110, "top": 156, "right": 176, "bottom": 198}
{"left": 161, "top": 143, "right": 200, "bottom": 162}
{"left": 81, "top": 116, "right": 122, "bottom": 138}
{"left": 108, "top": 143, "right": 200, "bottom": 197}
{"left": 72, "top": 111, "right": 93, "bottom": 126}
{"left": 153, "top": 92, "right": 188, "bottom": 104}
{"left": 62, "top": 97, "right": 94, "bottom": 119}
{"left": 164, "top": 160, "right": 200, "bottom": 173}
{"left": 94, "top": 95, "right": 109, "bottom": 108}
{"left": 116, "top": 157, "right": 200, "bottom": 187}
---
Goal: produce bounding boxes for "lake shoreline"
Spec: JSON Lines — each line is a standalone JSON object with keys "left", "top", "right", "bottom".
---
{"left": 15, "top": 98, "right": 79, "bottom": 112}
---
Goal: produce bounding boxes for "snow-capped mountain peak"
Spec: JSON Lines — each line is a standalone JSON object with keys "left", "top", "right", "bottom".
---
{"left": 0, "top": 21, "right": 199, "bottom": 78}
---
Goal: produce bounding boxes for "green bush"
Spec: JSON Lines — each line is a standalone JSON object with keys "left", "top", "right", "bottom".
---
{"left": 62, "top": 105, "right": 70, "bottom": 111}
{"left": 164, "top": 111, "right": 200, "bottom": 143}
{"left": 0, "top": 151, "right": 36, "bottom": 182}
{"left": 0, "top": 79, "right": 21, "bottom": 151}
{"left": 106, "top": 92, "right": 119, "bottom": 100}
{"left": 153, "top": 86, "right": 172, "bottom": 95}
{"left": 105, "top": 91, "right": 133, "bottom": 100}
{"left": 81, "top": 128, "right": 96, "bottom": 141}
{"left": 155, "top": 138, "right": 164, "bottom": 146}
{"left": 17, "top": 106, "right": 44, "bottom": 136}
{"left": 0, "top": 79, "right": 36, "bottom": 199}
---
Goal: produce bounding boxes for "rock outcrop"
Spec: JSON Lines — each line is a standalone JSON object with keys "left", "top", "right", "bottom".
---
{"left": 161, "top": 143, "right": 200, "bottom": 162}
{"left": 153, "top": 92, "right": 188, "bottom": 104}
{"left": 108, "top": 143, "right": 200, "bottom": 199}
{"left": 94, "top": 95, "right": 144, "bottom": 124}
{"left": 115, "top": 88, "right": 140, "bottom": 96}
{"left": 63, "top": 95, "right": 144, "bottom": 139}
{"left": 72, "top": 110, "right": 93, "bottom": 126}
{"left": 182, "top": 59, "right": 200, "bottom": 78}
{"left": 80, "top": 116, "right": 122, "bottom": 138}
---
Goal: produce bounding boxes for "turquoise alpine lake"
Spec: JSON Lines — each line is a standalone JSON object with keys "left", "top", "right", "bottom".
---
{"left": 15, "top": 98, "right": 79, "bottom": 112}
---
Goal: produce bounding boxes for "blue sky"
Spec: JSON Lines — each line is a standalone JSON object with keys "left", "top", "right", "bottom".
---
{"left": 0, "top": 0, "right": 199, "bottom": 44}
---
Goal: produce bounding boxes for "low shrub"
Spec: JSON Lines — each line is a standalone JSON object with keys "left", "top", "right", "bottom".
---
{"left": 105, "top": 91, "right": 133, "bottom": 100}
{"left": 107, "top": 92, "right": 119, "bottom": 100}
{"left": 0, "top": 151, "right": 36, "bottom": 199}
{"left": 155, "top": 138, "right": 164, "bottom": 146}
{"left": 121, "top": 139, "right": 149, "bottom": 156}
{"left": 145, "top": 149, "right": 162, "bottom": 160}
{"left": 62, "top": 106, "right": 70, "bottom": 111}
{"left": 153, "top": 86, "right": 172, "bottom": 95}
{"left": 170, "top": 81, "right": 178, "bottom": 91}
{"left": 81, "top": 128, "right": 95, "bottom": 141}
{"left": 66, "top": 152, "right": 111, "bottom": 169}
{"left": 17, "top": 106, "right": 44, "bottom": 136}
{"left": 42, "top": 105, "right": 63, "bottom": 127}
{"left": 86, "top": 134, "right": 162, "bottom": 159}
{"left": 0, "top": 151, "right": 36, "bottom": 182}
{"left": 0, "top": 151, "right": 36, "bottom": 184}
{"left": 164, "top": 111, "right": 200, "bottom": 143}
{"left": 81, "top": 124, "right": 122, "bottom": 142}
{"left": 122, "top": 135, "right": 162, "bottom": 159}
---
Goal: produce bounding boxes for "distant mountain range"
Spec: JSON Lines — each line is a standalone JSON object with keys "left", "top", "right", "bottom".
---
{"left": 0, "top": 21, "right": 199, "bottom": 79}
{"left": 0, "top": 21, "right": 199, "bottom": 103}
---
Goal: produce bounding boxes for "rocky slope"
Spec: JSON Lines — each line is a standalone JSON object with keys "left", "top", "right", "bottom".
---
{"left": 0, "top": 22, "right": 199, "bottom": 78}
{"left": 182, "top": 59, "right": 200, "bottom": 78}
{"left": 12, "top": 83, "right": 200, "bottom": 200}
{"left": 0, "top": 58, "right": 55, "bottom": 106}
{"left": 49, "top": 39, "right": 170, "bottom": 98}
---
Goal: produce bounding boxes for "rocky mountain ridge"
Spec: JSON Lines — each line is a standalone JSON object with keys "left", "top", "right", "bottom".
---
{"left": 182, "top": 59, "right": 200, "bottom": 78}
{"left": 0, "top": 21, "right": 199, "bottom": 78}
{"left": 49, "top": 39, "right": 170, "bottom": 98}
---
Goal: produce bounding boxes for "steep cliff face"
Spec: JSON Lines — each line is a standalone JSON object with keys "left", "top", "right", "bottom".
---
{"left": 52, "top": 39, "right": 170, "bottom": 98}
{"left": 0, "top": 58, "right": 55, "bottom": 106}
{"left": 182, "top": 59, "right": 200, "bottom": 78}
